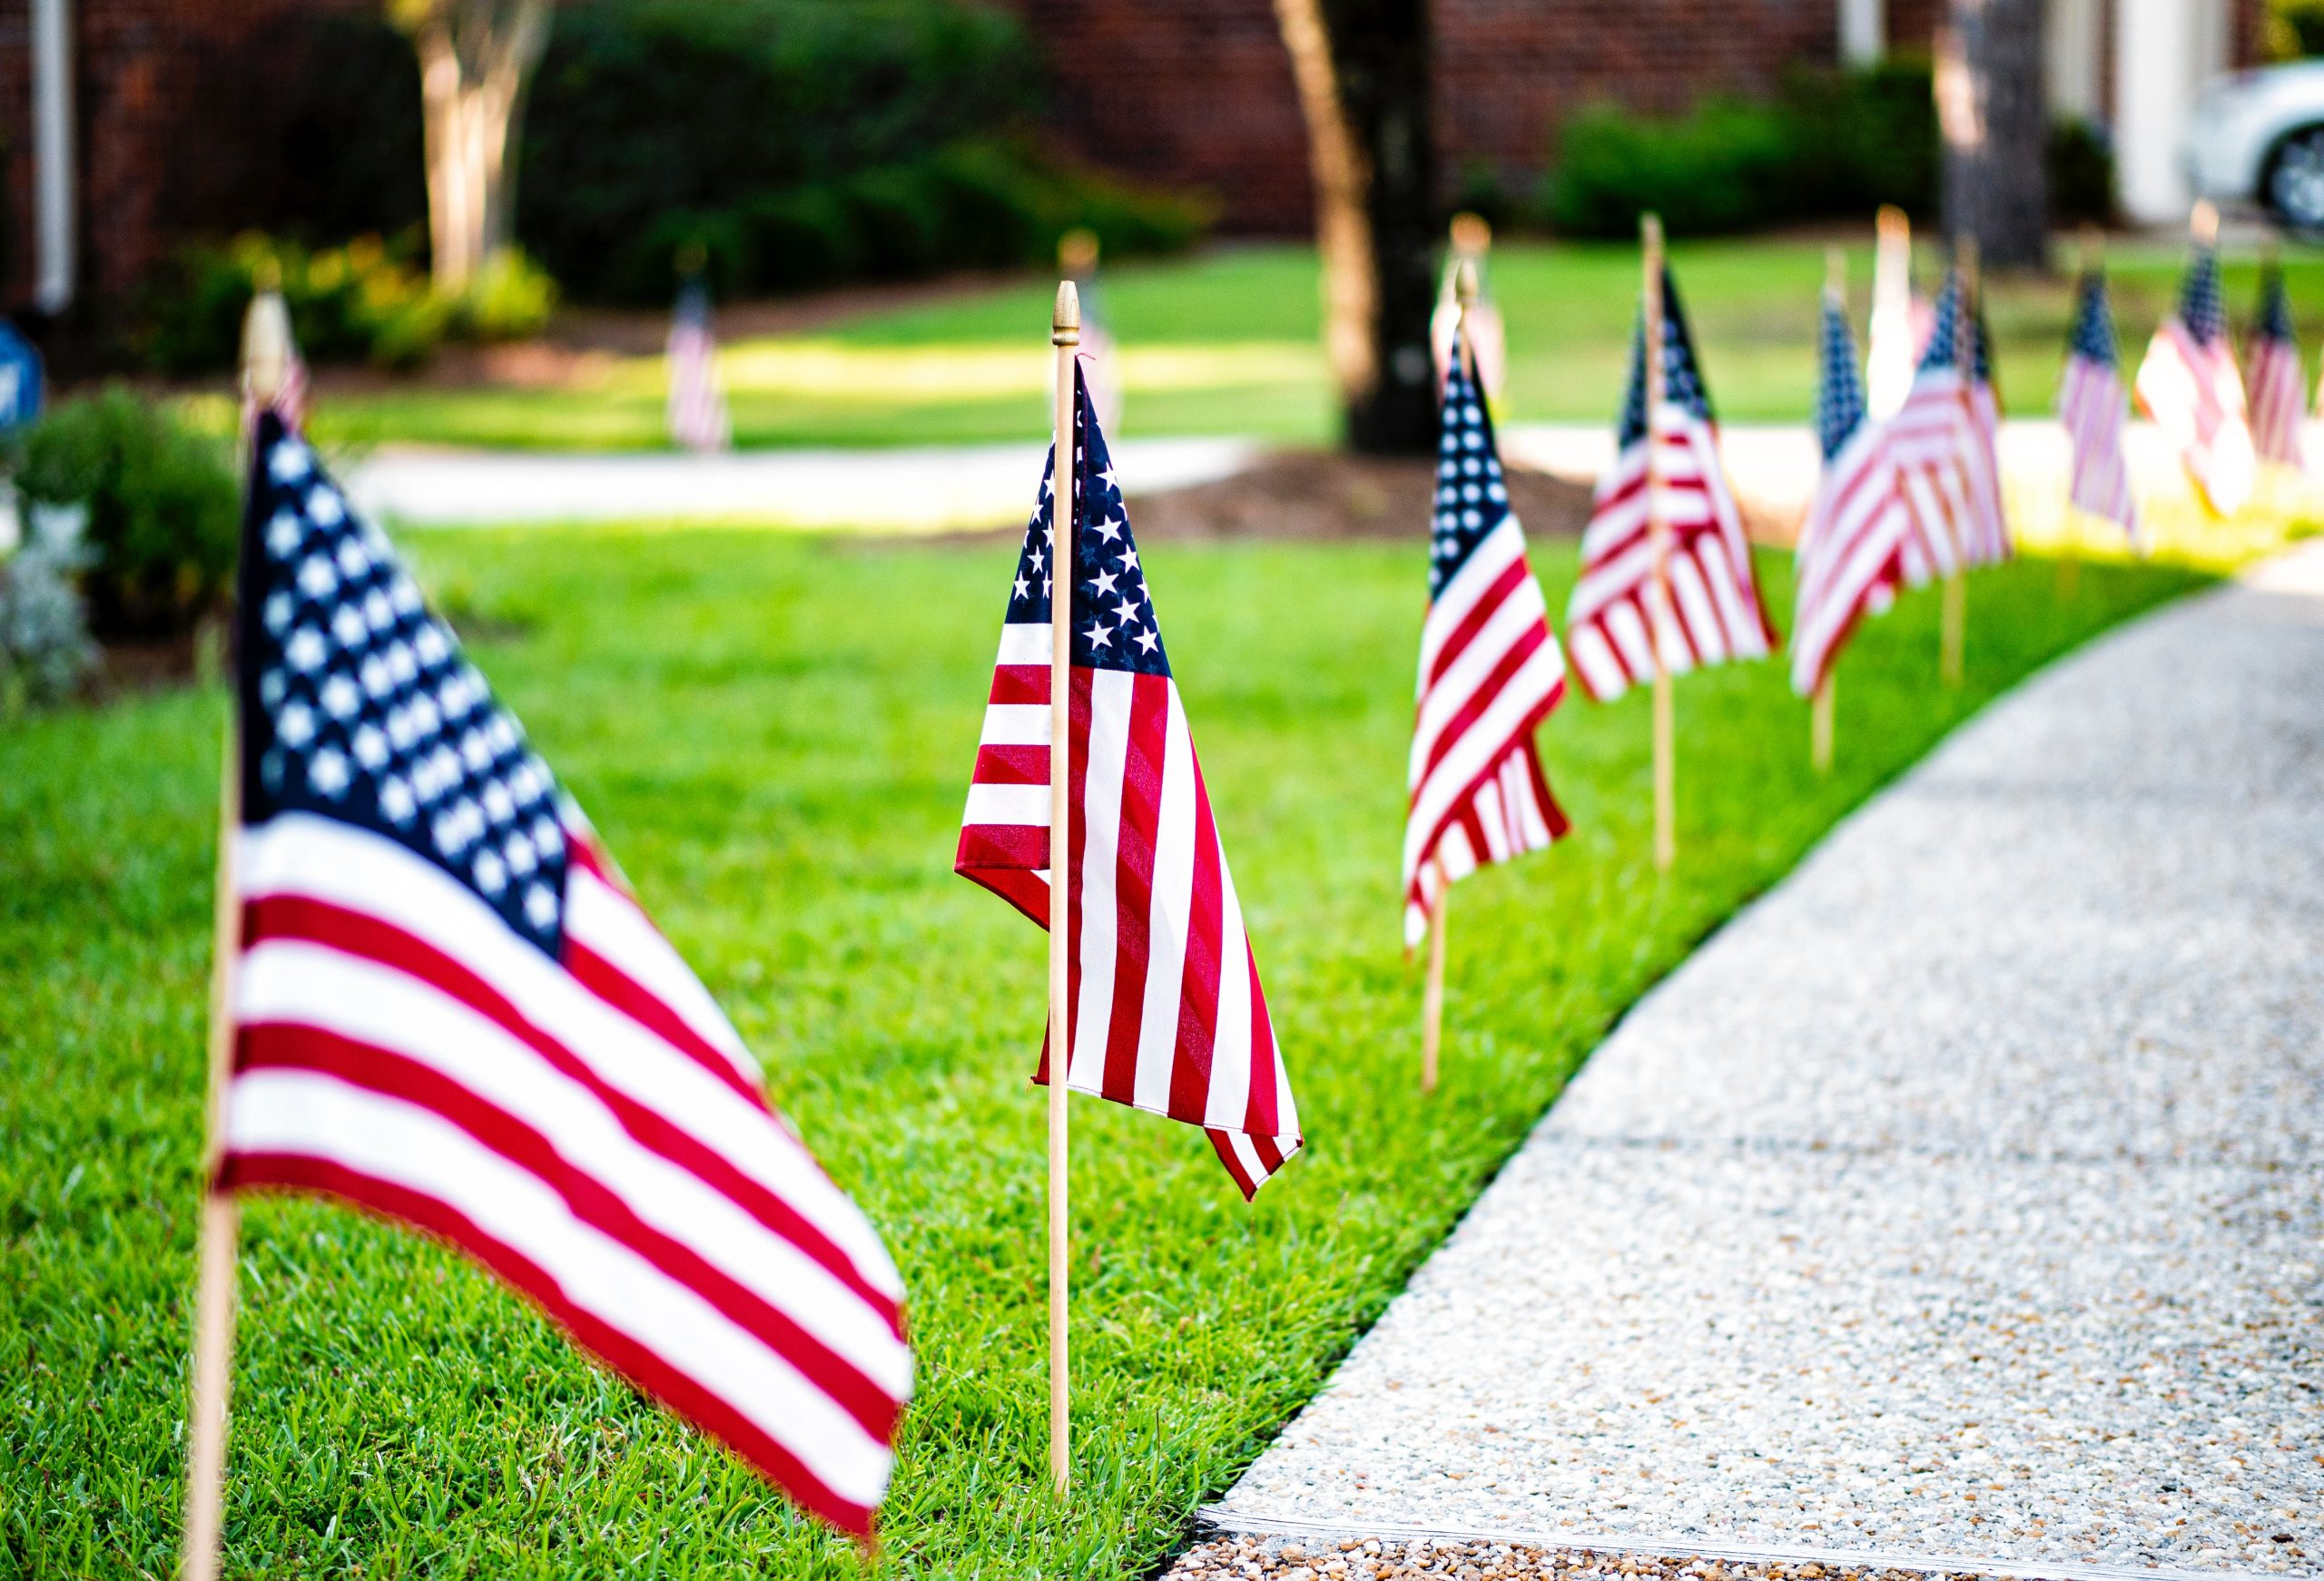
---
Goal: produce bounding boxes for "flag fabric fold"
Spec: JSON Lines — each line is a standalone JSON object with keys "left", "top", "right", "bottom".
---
{"left": 1402, "top": 354, "right": 1570, "bottom": 948}
{"left": 1564, "top": 265, "right": 1776, "bottom": 702}
{"left": 2057, "top": 266, "right": 2139, "bottom": 545}
{"left": 222, "top": 414, "right": 908, "bottom": 1537}
{"left": 2136, "top": 236, "right": 2255, "bottom": 516}
{"left": 2245, "top": 263, "right": 2308, "bottom": 472}
{"left": 1790, "top": 288, "right": 1914, "bottom": 698}
{"left": 953, "top": 359, "right": 1302, "bottom": 1200}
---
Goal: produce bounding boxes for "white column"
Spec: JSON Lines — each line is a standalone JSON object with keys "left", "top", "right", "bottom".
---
{"left": 2047, "top": 0, "right": 2102, "bottom": 123}
{"left": 32, "top": 0, "right": 74, "bottom": 314}
{"left": 1839, "top": 0, "right": 1886, "bottom": 66}
{"left": 2113, "top": 0, "right": 2201, "bottom": 224}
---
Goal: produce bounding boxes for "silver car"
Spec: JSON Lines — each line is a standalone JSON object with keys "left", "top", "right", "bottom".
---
{"left": 2188, "top": 59, "right": 2324, "bottom": 231}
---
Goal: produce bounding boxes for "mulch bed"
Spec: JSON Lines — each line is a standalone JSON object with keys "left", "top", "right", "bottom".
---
{"left": 1128, "top": 449, "right": 1594, "bottom": 544}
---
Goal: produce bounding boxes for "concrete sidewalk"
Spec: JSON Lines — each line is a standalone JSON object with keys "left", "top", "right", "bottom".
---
{"left": 1199, "top": 544, "right": 2324, "bottom": 1578}
{"left": 342, "top": 436, "right": 1256, "bottom": 532}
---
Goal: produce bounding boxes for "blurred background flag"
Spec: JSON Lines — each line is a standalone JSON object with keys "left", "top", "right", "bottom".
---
{"left": 1886, "top": 272, "right": 2006, "bottom": 584}
{"left": 218, "top": 415, "right": 908, "bottom": 1536}
{"left": 953, "top": 362, "right": 1301, "bottom": 1199}
{"left": 2136, "top": 217, "right": 2255, "bottom": 516}
{"left": 1791, "top": 274, "right": 1910, "bottom": 700}
{"left": 1564, "top": 263, "right": 1775, "bottom": 704}
{"left": 1403, "top": 355, "right": 1568, "bottom": 948}
{"left": 2244, "top": 259, "right": 2308, "bottom": 472}
{"left": 2057, "top": 264, "right": 2139, "bottom": 544}
{"left": 666, "top": 268, "right": 732, "bottom": 455}
{"left": 1965, "top": 297, "right": 2012, "bottom": 565}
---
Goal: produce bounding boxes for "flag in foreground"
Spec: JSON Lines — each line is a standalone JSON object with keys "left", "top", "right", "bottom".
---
{"left": 1887, "top": 273, "right": 2009, "bottom": 584}
{"left": 2136, "top": 237, "right": 2254, "bottom": 516}
{"left": 1565, "top": 265, "right": 1775, "bottom": 702}
{"left": 1791, "top": 286, "right": 1913, "bottom": 697}
{"left": 2245, "top": 263, "right": 2308, "bottom": 472}
{"left": 222, "top": 414, "right": 908, "bottom": 1536}
{"left": 2057, "top": 267, "right": 2139, "bottom": 544}
{"left": 953, "top": 361, "right": 1302, "bottom": 1199}
{"left": 1403, "top": 355, "right": 1569, "bottom": 946}
{"left": 667, "top": 276, "right": 732, "bottom": 454}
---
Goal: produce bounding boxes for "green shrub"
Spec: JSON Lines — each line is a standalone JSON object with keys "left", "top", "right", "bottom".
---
{"left": 1543, "top": 62, "right": 2102, "bottom": 239}
{"left": 15, "top": 388, "right": 239, "bottom": 640}
{"left": 455, "top": 248, "right": 561, "bottom": 342}
{"left": 2048, "top": 118, "right": 2117, "bottom": 224}
{"left": 137, "top": 233, "right": 448, "bottom": 376}
{"left": 517, "top": 0, "right": 1212, "bottom": 301}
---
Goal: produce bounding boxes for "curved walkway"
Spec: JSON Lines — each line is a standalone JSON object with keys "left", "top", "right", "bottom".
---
{"left": 1200, "top": 545, "right": 2324, "bottom": 1579}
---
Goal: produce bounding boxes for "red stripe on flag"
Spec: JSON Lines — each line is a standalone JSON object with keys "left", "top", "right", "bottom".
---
{"left": 1167, "top": 752, "right": 1226, "bottom": 1124}
{"left": 217, "top": 1149, "right": 877, "bottom": 1537}
{"left": 1426, "top": 557, "right": 1531, "bottom": 688}
{"left": 1100, "top": 673, "right": 1170, "bottom": 1105}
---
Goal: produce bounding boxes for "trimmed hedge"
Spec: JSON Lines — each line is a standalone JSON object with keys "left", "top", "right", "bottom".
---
{"left": 517, "top": 0, "right": 1211, "bottom": 301}
{"left": 1541, "top": 62, "right": 2112, "bottom": 239}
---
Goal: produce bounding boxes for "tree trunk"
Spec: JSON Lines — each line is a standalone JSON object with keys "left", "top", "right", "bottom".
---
{"left": 1937, "top": 0, "right": 2049, "bottom": 270}
{"left": 402, "top": 0, "right": 552, "bottom": 293}
{"left": 1273, "top": 0, "right": 1439, "bottom": 455}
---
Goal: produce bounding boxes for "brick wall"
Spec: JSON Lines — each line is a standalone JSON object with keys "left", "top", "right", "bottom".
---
{"left": 1, "top": 0, "right": 369, "bottom": 318}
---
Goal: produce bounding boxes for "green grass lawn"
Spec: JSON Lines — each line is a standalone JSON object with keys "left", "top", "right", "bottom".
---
{"left": 2, "top": 526, "right": 2211, "bottom": 1577}
{"left": 278, "top": 239, "right": 2324, "bottom": 452}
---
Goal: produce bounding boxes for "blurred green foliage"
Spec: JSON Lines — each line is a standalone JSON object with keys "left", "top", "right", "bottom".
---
{"left": 516, "top": 0, "right": 1213, "bottom": 301}
{"left": 2265, "top": 0, "right": 2324, "bottom": 59}
{"left": 14, "top": 388, "right": 238, "bottom": 640}
{"left": 1542, "top": 62, "right": 2112, "bottom": 238}
{"left": 134, "top": 235, "right": 556, "bottom": 376}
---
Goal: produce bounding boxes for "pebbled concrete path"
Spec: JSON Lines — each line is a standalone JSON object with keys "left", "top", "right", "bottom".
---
{"left": 1200, "top": 545, "right": 2324, "bottom": 1579}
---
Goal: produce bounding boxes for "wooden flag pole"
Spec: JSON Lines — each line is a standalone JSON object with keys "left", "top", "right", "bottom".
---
{"left": 1047, "top": 279, "right": 1078, "bottom": 1496}
{"left": 1938, "top": 234, "right": 1974, "bottom": 688}
{"left": 1641, "top": 213, "right": 1675, "bottom": 870}
{"left": 1420, "top": 855, "right": 1448, "bottom": 1094}
{"left": 1420, "top": 263, "right": 1485, "bottom": 1093}
{"left": 1812, "top": 248, "right": 1845, "bottom": 776}
{"left": 182, "top": 291, "right": 288, "bottom": 1581}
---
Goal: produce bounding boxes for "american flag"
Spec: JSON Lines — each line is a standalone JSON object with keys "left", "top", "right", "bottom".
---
{"left": 1887, "top": 272, "right": 2009, "bottom": 584}
{"left": 220, "top": 413, "right": 909, "bottom": 1536}
{"left": 1790, "top": 285, "right": 1914, "bottom": 698}
{"left": 2056, "top": 266, "right": 2139, "bottom": 543}
{"left": 1402, "top": 354, "right": 1569, "bottom": 947}
{"left": 2136, "top": 237, "right": 2255, "bottom": 516}
{"left": 1564, "top": 265, "right": 1776, "bottom": 702}
{"left": 667, "top": 277, "right": 732, "bottom": 454}
{"left": 2245, "top": 262, "right": 2308, "bottom": 471}
{"left": 953, "top": 360, "right": 1302, "bottom": 1199}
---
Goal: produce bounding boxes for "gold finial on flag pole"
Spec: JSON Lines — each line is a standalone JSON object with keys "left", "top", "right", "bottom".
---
{"left": 1641, "top": 212, "right": 1675, "bottom": 870}
{"left": 2191, "top": 199, "right": 2220, "bottom": 248}
{"left": 240, "top": 289, "right": 293, "bottom": 417}
{"left": 1046, "top": 277, "right": 1078, "bottom": 1496}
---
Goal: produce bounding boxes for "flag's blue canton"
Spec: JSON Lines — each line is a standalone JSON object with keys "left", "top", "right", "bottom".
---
{"left": 2256, "top": 266, "right": 2297, "bottom": 345}
{"left": 1001, "top": 366, "right": 1169, "bottom": 677}
{"left": 1815, "top": 293, "right": 1869, "bottom": 462}
{"left": 2069, "top": 271, "right": 2119, "bottom": 367}
{"left": 2180, "top": 245, "right": 2227, "bottom": 345}
{"left": 238, "top": 412, "right": 569, "bottom": 955}
{"left": 1917, "top": 272, "right": 1965, "bottom": 373}
{"left": 1614, "top": 267, "right": 1715, "bottom": 447}
{"left": 1430, "top": 358, "right": 1512, "bottom": 599}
